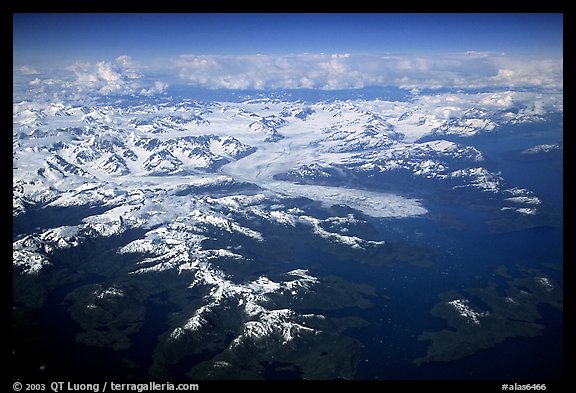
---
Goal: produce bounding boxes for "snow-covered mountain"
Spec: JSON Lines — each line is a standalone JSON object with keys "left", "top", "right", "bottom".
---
{"left": 13, "top": 90, "right": 562, "bottom": 275}
{"left": 12, "top": 89, "right": 562, "bottom": 379}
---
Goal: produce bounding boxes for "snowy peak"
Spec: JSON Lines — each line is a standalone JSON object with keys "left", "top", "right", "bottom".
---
{"left": 280, "top": 106, "right": 315, "bottom": 120}
{"left": 315, "top": 111, "right": 402, "bottom": 153}
{"left": 248, "top": 115, "right": 286, "bottom": 142}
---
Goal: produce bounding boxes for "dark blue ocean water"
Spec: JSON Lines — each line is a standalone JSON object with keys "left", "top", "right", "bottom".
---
{"left": 331, "top": 218, "right": 563, "bottom": 380}
{"left": 324, "top": 121, "right": 564, "bottom": 380}
{"left": 298, "top": 205, "right": 562, "bottom": 380}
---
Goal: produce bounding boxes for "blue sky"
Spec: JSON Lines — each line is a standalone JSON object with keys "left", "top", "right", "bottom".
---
{"left": 13, "top": 13, "right": 563, "bottom": 96}
{"left": 14, "top": 13, "right": 563, "bottom": 61}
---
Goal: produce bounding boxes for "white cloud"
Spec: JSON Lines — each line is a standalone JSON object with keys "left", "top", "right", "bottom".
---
{"left": 488, "top": 57, "right": 563, "bottom": 89}
{"left": 414, "top": 90, "right": 562, "bottom": 120}
{"left": 172, "top": 53, "right": 562, "bottom": 91}
{"left": 140, "top": 81, "right": 169, "bottom": 96}
{"left": 175, "top": 53, "right": 362, "bottom": 90}
{"left": 13, "top": 52, "right": 562, "bottom": 102}
{"left": 64, "top": 56, "right": 146, "bottom": 95}
{"left": 19, "top": 65, "right": 39, "bottom": 75}
{"left": 115, "top": 55, "right": 133, "bottom": 68}
{"left": 16, "top": 55, "right": 165, "bottom": 100}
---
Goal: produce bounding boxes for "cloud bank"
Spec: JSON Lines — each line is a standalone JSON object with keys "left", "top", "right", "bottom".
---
{"left": 14, "top": 56, "right": 168, "bottom": 101}
{"left": 171, "top": 52, "right": 562, "bottom": 91}
{"left": 14, "top": 52, "right": 562, "bottom": 101}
